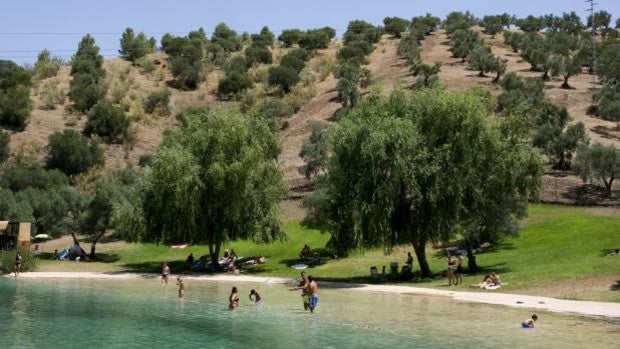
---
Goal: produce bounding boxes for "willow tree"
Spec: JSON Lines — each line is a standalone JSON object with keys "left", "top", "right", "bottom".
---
{"left": 115, "top": 108, "right": 286, "bottom": 266}
{"left": 303, "top": 87, "right": 542, "bottom": 277}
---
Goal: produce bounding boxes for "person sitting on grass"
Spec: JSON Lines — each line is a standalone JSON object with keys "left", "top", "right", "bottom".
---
{"left": 186, "top": 253, "right": 194, "bottom": 267}
{"left": 309, "top": 252, "right": 320, "bottom": 267}
{"left": 299, "top": 244, "right": 311, "bottom": 259}
{"left": 521, "top": 314, "right": 538, "bottom": 328}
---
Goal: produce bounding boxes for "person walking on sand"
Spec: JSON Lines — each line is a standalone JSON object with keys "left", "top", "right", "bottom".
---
{"left": 161, "top": 262, "right": 171, "bottom": 285}
{"left": 229, "top": 286, "right": 240, "bottom": 310}
{"left": 307, "top": 275, "right": 319, "bottom": 313}
{"left": 176, "top": 277, "right": 185, "bottom": 298}
{"left": 521, "top": 314, "right": 538, "bottom": 328}
{"left": 289, "top": 271, "right": 309, "bottom": 310}
{"left": 14, "top": 251, "right": 22, "bottom": 277}
{"left": 249, "top": 289, "right": 262, "bottom": 304}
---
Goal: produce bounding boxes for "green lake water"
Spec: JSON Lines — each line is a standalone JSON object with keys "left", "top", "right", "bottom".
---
{"left": 0, "top": 277, "right": 618, "bottom": 349}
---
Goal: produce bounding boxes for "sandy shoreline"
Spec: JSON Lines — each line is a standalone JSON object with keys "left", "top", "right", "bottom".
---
{"left": 4, "top": 271, "right": 620, "bottom": 320}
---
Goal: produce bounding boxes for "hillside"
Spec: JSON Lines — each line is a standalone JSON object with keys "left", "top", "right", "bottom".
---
{"left": 6, "top": 31, "right": 619, "bottom": 208}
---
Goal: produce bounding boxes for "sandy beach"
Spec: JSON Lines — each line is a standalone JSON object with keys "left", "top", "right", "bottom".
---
{"left": 5, "top": 271, "right": 620, "bottom": 319}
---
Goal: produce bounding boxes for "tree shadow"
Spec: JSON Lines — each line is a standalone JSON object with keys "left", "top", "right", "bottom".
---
{"left": 121, "top": 260, "right": 191, "bottom": 274}
{"left": 92, "top": 253, "right": 120, "bottom": 263}
{"left": 610, "top": 280, "right": 620, "bottom": 291}
{"left": 600, "top": 248, "right": 620, "bottom": 257}
{"left": 563, "top": 184, "right": 612, "bottom": 205}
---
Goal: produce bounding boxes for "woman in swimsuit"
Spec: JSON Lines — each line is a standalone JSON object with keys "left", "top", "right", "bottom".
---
{"left": 14, "top": 251, "right": 22, "bottom": 277}
{"left": 161, "top": 262, "right": 171, "bottom": 285}
{"left": 446, "top": 254, "right": 456, "bottom": 286}
{"left": 455, "top": 255, "right": 464, "bottom": 285}
{"left": 229, "top": 286, "right": 240, "bottom": 310}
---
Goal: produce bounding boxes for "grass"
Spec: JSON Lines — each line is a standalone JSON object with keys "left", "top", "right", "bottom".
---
{"left": 32, "top": 204, "right": 620, "bottom": 302}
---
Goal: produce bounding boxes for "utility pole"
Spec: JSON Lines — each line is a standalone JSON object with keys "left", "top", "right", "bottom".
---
{"left": 585, "top": 0, "right": 598, "bottom": 91}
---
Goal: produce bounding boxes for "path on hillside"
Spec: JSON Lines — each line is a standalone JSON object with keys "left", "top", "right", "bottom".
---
{"left": 279, "top": 36, "right": 412, "bottom": 191}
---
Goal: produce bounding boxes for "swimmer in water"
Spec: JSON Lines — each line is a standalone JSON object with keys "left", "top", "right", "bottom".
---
{"left": 521, "top": 314, "right": 538, "bottom": 328}
{"left": 249, "top": 289, "right": 262, "bottom": 304}
{"left": 229, "top": 286, "right": 239, "bottom": 310}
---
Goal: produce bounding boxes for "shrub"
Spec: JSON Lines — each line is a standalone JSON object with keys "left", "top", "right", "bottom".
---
{"left": 217, "top": 72, "right": 253, "bottom": 99}
{"left": 0, "top": 129, "right": 9, "bottom": 164}
{"left": 298, "top": 29, "right": 331, "bottom": 50}
{"left": 287, "top": 48, "right": 310, "bottom": 62}
{"left": 594, "top": 81, "right": 620, "bottom": 121}
{"left": 337, "top": 46, "right": 367, "bottom": 65}
{"left": 1, "top": 248, "right": 38, "bottom": 273}
{"left": 138, "top": 153, "right": 153, "bottom": 167}
{"left": 343, "top": 20, "right": 381, "bottom": 44}
{"left": 164, "top": 34, "right": 204, "bottom": 90}
{"left": 119, "top": 27, "right": 155, "bottom": 63}
{"left": 39, "top": 78, "right": 65, "bottom": 109}
{"left": 278, "top": 29, "right": 303, "bottom": 47}
{"left": 0, "top": 60, "right": 33, "bottom": 129}
{"left": 47, "top": 129, "right": 105, "bottom": 176}
{"left": 0, "top": 165, "right": 67, "bottom": 191}
{"left": 259, "top": 98, "right": 295, "bottom": 118}
{"left": 84, "top": 100, "right": 130, "bottom": 143}
{"left": 284, "top": 84, "right": 316, "bottom": 112}
{"left": 280, "top": 54, "right": 305, "bottom": 73}
{"left": 311, "top": 56, "right": 336, "bottom": 81}
{"left": 383, "top": 17, "right": 409, "bottom": 38}
{"left": 251, "top": 26, "right": 275, "bottom": 47}
{"left": 268, "top": 66, "right": 300, "bottom": 93}
{"left": 143, "top": 89, "right": 171, "bottom": 116}
{"left": 34, "top": 50, "right": 62, "bottom": 80}
{"left": 245, "top": 44, "right": 272, "bottom": 66}
{"left": 212, "top": 23, "right": 241, "bottom": 52}
{"left": 224, "top": 56, "right": 248, "bottom": 74}
{"left": 68, "top": 35, "right": 106, "bottom": 112}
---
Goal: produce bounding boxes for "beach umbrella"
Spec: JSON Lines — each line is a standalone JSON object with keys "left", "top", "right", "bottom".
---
{"left": 34, "top": 234, "right": 51, "bottom": 240}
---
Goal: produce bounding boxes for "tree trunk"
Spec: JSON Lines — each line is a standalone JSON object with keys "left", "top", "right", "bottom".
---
{"left": 70, "top": 232, "right": 80, "bottom": 246}
{"left": 604, "top": 177, "right": 614, "bottom": 197}
{"left": 89, "top": 230, "right": 106, "bottom": 259}
{"left": 478, "top": 71, "right": 485, "bottom": 77}
{"left": 493, "top": 72, "right": 501, "bottom": 83}
{"left": 542, "top": 71, "right": 549, "bottom": 81}
{"left": 208, "top": 239, "right": 222, "bottom": 270}
{"left": 562, "top": 76, "right": 570, "bottom": 89}
{"left": 412, "top": 240, "right": 432, "bottom": 278}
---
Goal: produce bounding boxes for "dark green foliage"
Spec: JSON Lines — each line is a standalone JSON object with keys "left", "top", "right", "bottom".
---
{"left": 280, "top": 54, "right": 305, "bottom": 73}
{"left": 587, "top": 10, "right": 612, "bottom": 30}
{"left": 138, "top": 153, "right": 153, "bottom": 167}
{"left": 164, "top": 34, "right": 204, "bottom": 90}
{"left": 616, "top": 18, "right": 620, "bottom": 30}
{"left": 299, "top": 123, "right": 328, "bottom": 178}
{"left": 205, "top": 42, "right": 228, "bottom": 66}
{"left": 119, "top": 27, "right": 155, "bottom": 63}
{"left": 575, "top": 143, "right": 620, "bottom": 197}
{"left": 0, "top": 249, "right": 37, "bottom": 273}
{"left": 259, "top": 98, "right": 295, "bottom": 118}
{"left": 533, "top": 122, "right": 588, "bottom": 170}
{"left": 268, "top": 65, "right": 300, "bottom": 93}
{"left": 411, "top": 13, "right": 441, "bottom": 34}
{"left": 411, "top": 62, "right": 441, "bottom": 88}
{"left": 0, "top": 166, "right": 68, "bottom": 192}
{"left": 503, "top": 31, "right": 523, "bottom": 53}
{"left": 245, "top": 44, "right": 272, "bottom": 66}
{"left": 597, "top": 38, "right": 620, "bottom": 83}
{"left": 287, "top": 48, "right": 310, "bottom": 62}
{"left": 443, "top": 11, "right": 477, "bottom": 35}
{"left": 224, "top": 56, "right": 248, "bottom": 75}
{"left": 143, "top": 89, "right": 171, "bottom": 115}
{"left": 217, "top": 71, "right": 253, "bottom": 99}
{"left": 46, "top": 129, "right": 104, "bottom": 176}
{"left": 69, "top": 35, "right": 106, "bottom": 112}
{"left": 593, "top": 81, "right": 620, "bottom": 121}
{"left": 343, "top": 20, "right": 380, "bottom": 44}
{"left": 0, "top": 129, "right": 9, "bottom": 163}
{"left": 517, "top": 15, "right": 544, "bottom": 32}
{"left": 0, "top": 60, "right": 33, "bottom": 129}
{"left": 336, "top": 77, "right": 359, "bottom": 108}
{"left": 548, "top": 53, "right": 582, "bottom": 89}
{"left": 556, "top": 12, "right": 583, "bottom": 35}
{"left": 336, "top": 46, "right": 367, "bottom": 65}
{"left": 383, "top": 17, "right": 409, "bottom": 38}
{"left": 212, "top": 23, "right": 241, "bottom": 52}
{"left": 278, "top": 29, "right": 303, "bottom": 47}
{"left": 449, "top": 29, "right": 482, "bottom": 61}
{"left": 467, "top": 44, "right": 495, "bottom": 76}
{"left": 251, "top": 26, "right": 275, "bottom": 47}
{"left": 496, "top": 73, "right": 545, "bottom": 112}
{"left": 481, "top": 15, "right": 503, "bottom": 38}
{"left": 84, "top": 100, "right": 130, "bottom": 143}
{"left": 298, "top": 29, "right": 331, "bottom": 50}
{"left": 519, "top": 32, "right": 545, "bottom": 71}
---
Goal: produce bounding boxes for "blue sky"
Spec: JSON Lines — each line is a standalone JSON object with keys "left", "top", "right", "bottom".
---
{"left": 1, "top": 0, "right": 619, "bottom": 64}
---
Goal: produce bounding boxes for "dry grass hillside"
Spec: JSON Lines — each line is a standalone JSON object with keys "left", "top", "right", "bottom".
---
{"left": 7, "top": 31, "right": 619, "bottom": 208}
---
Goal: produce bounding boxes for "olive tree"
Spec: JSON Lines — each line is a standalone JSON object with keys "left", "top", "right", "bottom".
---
{"left": 574, "top": 143, "right": 620, "bottom": 197}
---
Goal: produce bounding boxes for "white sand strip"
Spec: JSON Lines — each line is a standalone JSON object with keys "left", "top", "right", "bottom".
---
{"left": 5, "top": 272, "right": 620, "bottom": 319}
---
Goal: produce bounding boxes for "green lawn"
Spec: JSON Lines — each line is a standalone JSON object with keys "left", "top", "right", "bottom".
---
{"left": 34, "top": 204, "right": 620, "bottom": 301}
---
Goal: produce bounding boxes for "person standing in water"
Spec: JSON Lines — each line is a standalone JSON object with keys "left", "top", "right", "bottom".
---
{"left": 176, "top": 277, "right": 185, "bottom": 298}
{"left": 455, "top": 255, "right": 464, "bottom": 285}
{"left": 446, "top": 254, "right": 456, "bottom": 286}
{"left": 229, "top": 286, "right": 240, "bottom": 310}
{"left": 14, "top": 251, "right": 22, "bottom": 277}
{"left": 307, "top": 275, "right": 319, "bottom": 313}
{"left": 289, "top": 271, "right": 309, "bottom": 310}
{"left": 249, "top": 289, "right": 262, "bottom": 304}
{"left": 161, "top": 262, "right": 171, "bottom": 285}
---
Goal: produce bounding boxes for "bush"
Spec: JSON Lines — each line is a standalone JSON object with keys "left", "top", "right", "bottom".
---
{"left": 68, "top": 35, "right": 106, "bottom": 112}
{"left": 343, "top": 20, "right": 381, "bottom": 44}
{"left": 287, "top": 48, "right": 310, "bottom": 62}
{"left": 138, "top": 153, "right": 153, "bottom": 167}
{"left": 39, "top": 78, "right": 65, "bottom": 109}
{"left": 245, "top": 44, "right": 272, "bottom": 66}
{"left": 298, "top": 29, "right": 331, "bottom": 50}
{"left": 280, "top": 54, "right": 305, "bottom": 73}
{"left": 594, "top": 81, "right": 620, "bottom": 121}
{"left": 0, "top": 165, "right": 68, "bottom": 191}
{"left": 311, "top": 56, "right": 336, "bottom": 81}
{"left": 34, "top": 50, "right": 62, "bottom": 80}
{"left": 0, "top": 61, "right": 33, "bottom": 129}
{"left": 84, "top": 100, "right": 130, "bottom": 143}
{"left": 224, "top": 56, "right": 248, "bottom": 74}
{"left": 119, "top": 27, "right": 155, "bottom": 63}
{"left": 164, "top": 35, "right": 204, "bottom": 90}
{"left": 337, "top": 46, "right": 367, "bottom": 65}
{"left": 0, "top": 129, "right": 9, "bottom": 164}
{"left": 278, "top": 29, "right": 303, "bottom": 47}
{"left": 383, "top": 17, "right": 409, "bottom": 38}
{"left": 47, "top": 129, "right": 105, "bottom": 176}
{"left": 212, "top": 23, "right": 241, "bottom": 52}
{"left": 259, "top": 98, "right": 295, "bottom": 118}
{"left": 1, "top": 248, "right": 38, "bottom": 274}
{"left": 143, "top": 89, "right": 171, "bottom": 116}
{"left": 217, "top": 72, "right": 253, "bottom": 100}
{"left": 268, "top": 66, "right": 300, "bottom": 93}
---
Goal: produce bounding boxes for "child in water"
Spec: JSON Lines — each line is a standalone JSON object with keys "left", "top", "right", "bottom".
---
{"left": 249, "top": 289, "right": 262, "bottom": 304}
{"left": 521, "top": 314, "right": 538, "bottom": 328}
{"left": 176, "top": 277, "right": 185, "bottom": 298}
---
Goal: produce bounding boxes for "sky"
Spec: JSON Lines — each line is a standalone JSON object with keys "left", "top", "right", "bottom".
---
{"left": 1, "top": 0, "right": 619, "bottom": 64}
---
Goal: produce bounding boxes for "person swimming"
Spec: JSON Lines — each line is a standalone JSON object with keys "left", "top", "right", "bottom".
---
{"left": 521, "top": 314, "right": 538, "bottom": 328}
{"left": 249, "top": 289, "right": 262, "bottom": 304}
{"left": 229, "top": 286, "right": 240, "bottom": 310}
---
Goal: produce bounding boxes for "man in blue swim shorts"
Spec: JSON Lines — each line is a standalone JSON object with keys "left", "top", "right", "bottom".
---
{"left": 307, "top": 275, "right": 319, "bottom": 313}
{"left": 521, "top": 314, "right": 538, "bottom": 328}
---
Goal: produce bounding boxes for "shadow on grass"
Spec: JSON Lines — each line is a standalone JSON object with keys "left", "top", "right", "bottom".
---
{"left": 610, "top": 281, "right": 620, "bottom": 292}
{"left": 600, "top": 248, "right": 620, "bottom": 257}
{"left": 36, "top": 252, "right": 120, "bottom": 263}
{"left": 121, "top": 260, "right": 192, "bottom": 274}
